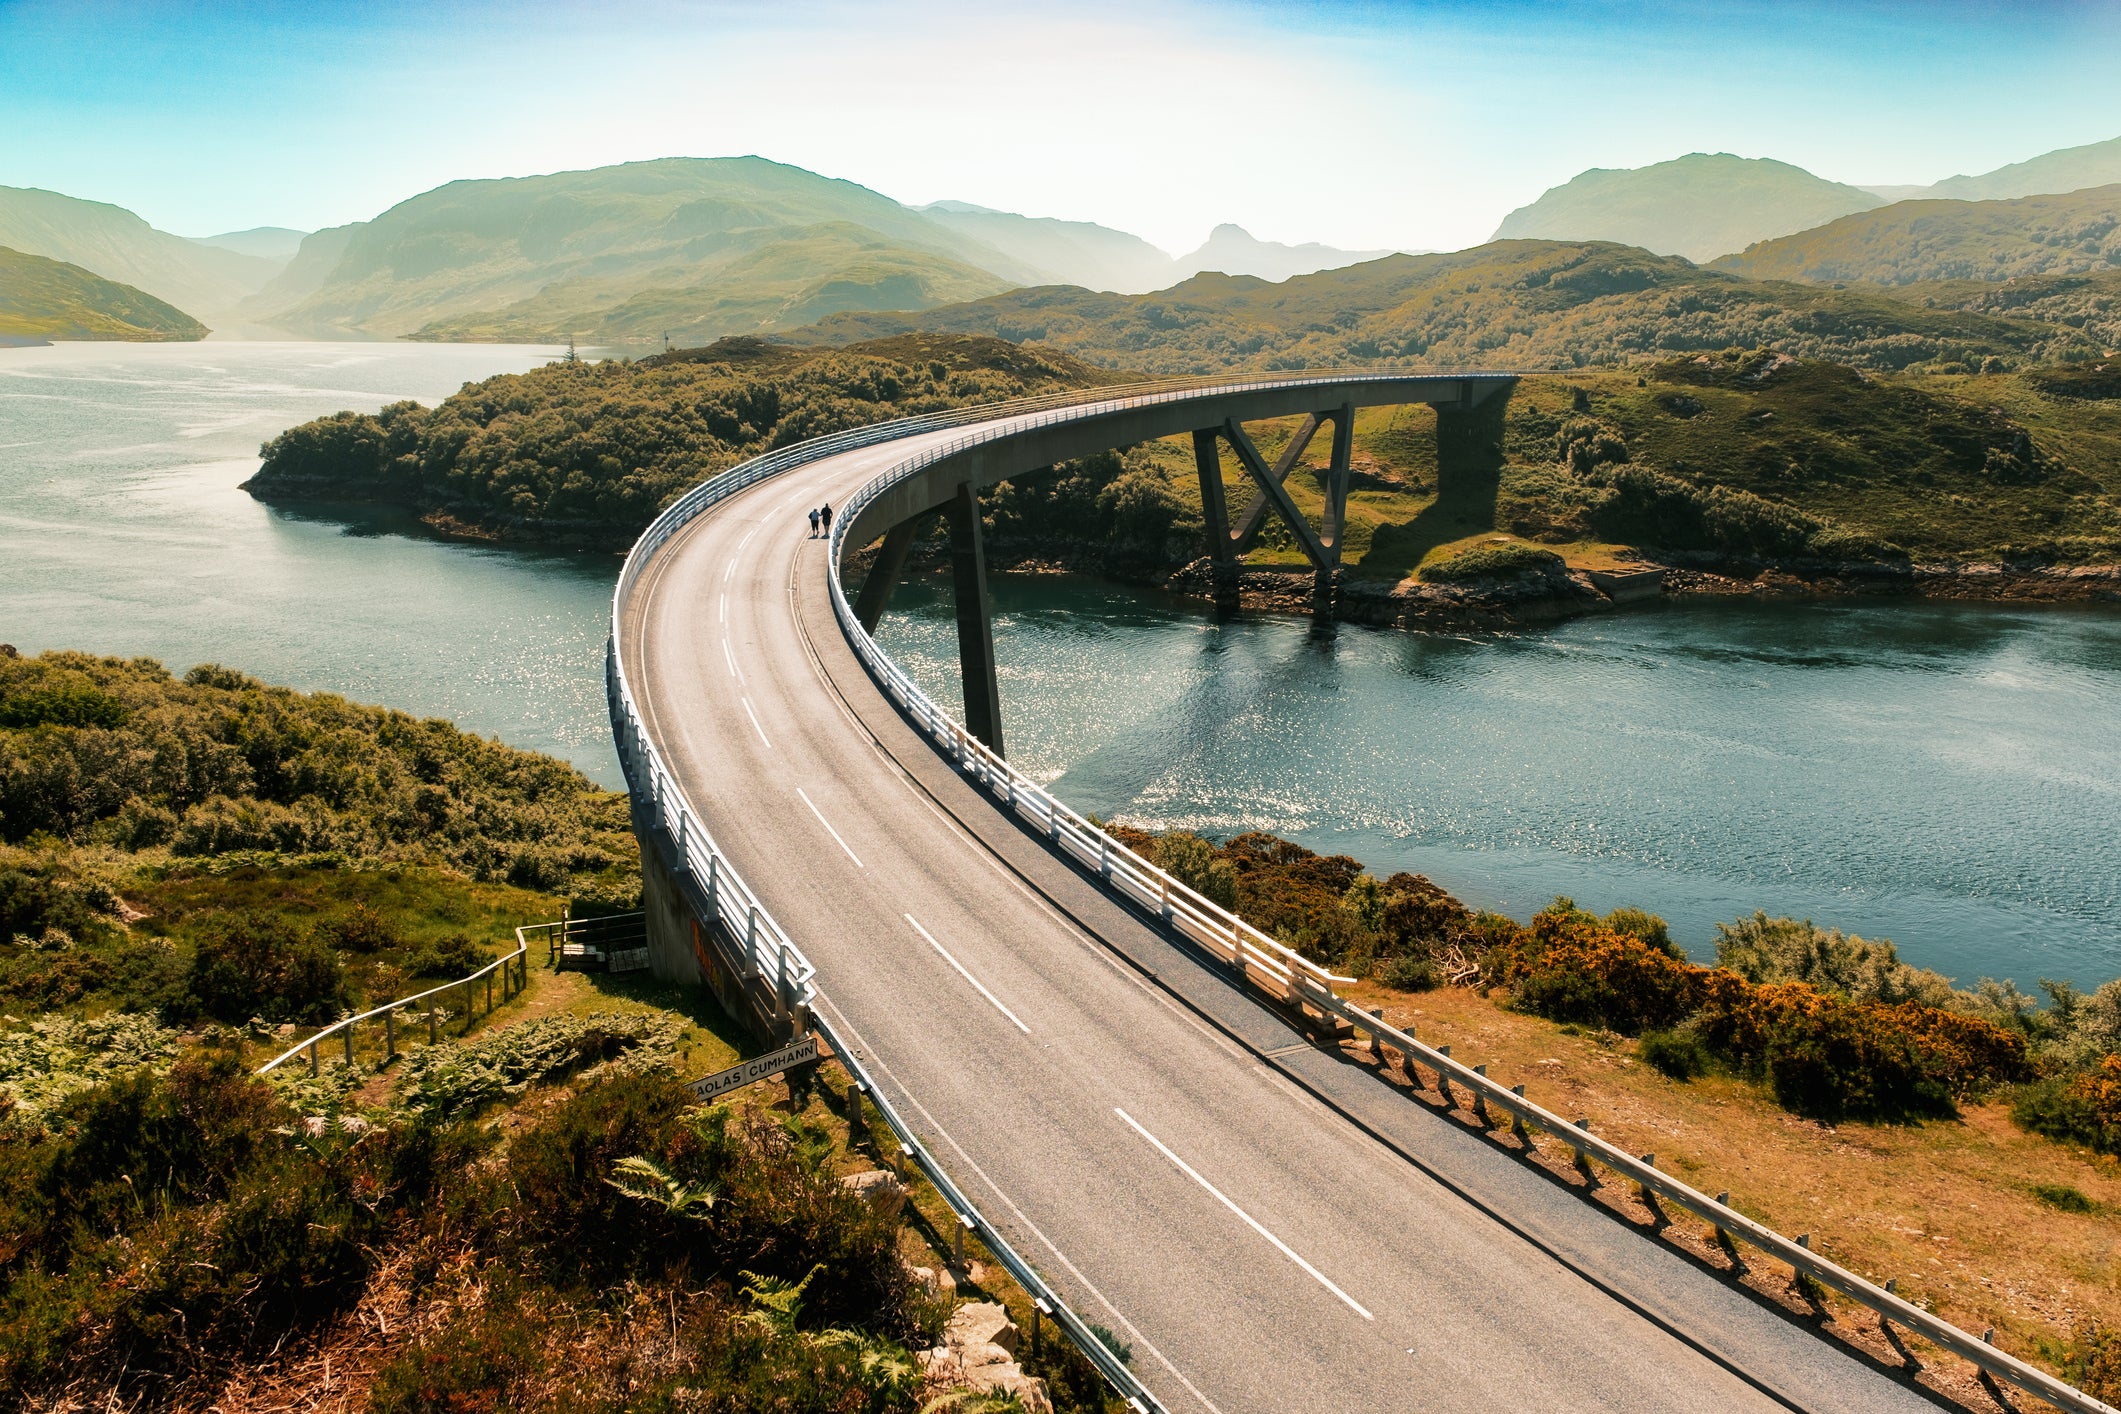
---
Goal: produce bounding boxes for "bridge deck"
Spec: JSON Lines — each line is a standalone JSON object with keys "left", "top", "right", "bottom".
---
{"left": 623, "top": 418, "right": 1936, "bottom": 1413}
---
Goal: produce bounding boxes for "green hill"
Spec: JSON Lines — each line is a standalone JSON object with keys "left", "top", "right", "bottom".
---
{"left": 0, "top": 186, "right": 278, "bottom": 318}
{"left": 0, "top": 245, "right": 207, "bottom": 341}
{"left": 783, "top": 240, "right": 2099, "bottom": 375}
{"left": 1491, "top": 155, "right": 1886, "bottom": 262}
{"left": 1927, "top": 134, "right": 2121, "bottom": 202}
{"left": 917, "top": 200, "right": 1178, "bottom": 292}
{"left": 1713, "top": 185, "right": 2121, "bottom": 286}
{"left": 241, "top": 156, "right": 1042, "bottom": 341}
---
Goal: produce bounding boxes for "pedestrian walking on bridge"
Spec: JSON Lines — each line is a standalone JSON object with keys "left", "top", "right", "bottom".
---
{"left": 808, "top": 507, "right": 820, "bottom": 538}
{"left": 820, "top": 502, "right": 834, "bottom": 535}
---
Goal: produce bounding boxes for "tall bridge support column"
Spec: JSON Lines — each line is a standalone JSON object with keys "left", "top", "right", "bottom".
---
{"left": 946, "top": 481, "right": 1005, "bottom": 756}
{"left": 1192, "top": 428, "right": 1239, "bottom": 612}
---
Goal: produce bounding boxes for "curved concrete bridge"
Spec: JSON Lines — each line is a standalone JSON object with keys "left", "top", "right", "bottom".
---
{"left": 611, "top": 375, "right": 1974, "bottom": 1414}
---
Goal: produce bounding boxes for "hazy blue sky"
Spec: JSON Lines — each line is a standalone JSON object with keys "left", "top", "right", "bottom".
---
{"left": 5, "top": 0, "right": 2119, "bottom": 252}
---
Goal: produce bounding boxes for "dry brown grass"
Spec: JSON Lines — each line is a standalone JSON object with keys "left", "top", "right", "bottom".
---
{"left": 1345, "top": 978, "right": 2121, "bottom": 1403}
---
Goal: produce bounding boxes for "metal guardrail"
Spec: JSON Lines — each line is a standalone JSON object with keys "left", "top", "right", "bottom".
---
{"left": 255, "top": 932, "right": 532, "bottom": 1076}
{"left": 813, "top": 384, "right": 2121, "bottom": 1414}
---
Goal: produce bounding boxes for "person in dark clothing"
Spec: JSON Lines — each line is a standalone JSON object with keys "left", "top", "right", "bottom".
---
{"left": 820, "top": 503, "right": 833, "bottom": 535}
{"left": 808, "top": 507, "right": 820, "bottom": 538}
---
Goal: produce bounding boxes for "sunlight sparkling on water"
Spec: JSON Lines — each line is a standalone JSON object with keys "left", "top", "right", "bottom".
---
{"left": 878, "top": 575, "right": 2121, "bottom": 988}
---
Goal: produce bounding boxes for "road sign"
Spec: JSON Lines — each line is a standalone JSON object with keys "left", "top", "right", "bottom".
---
{"left": 687, "top": 1034, "right": 820, "bottom": 1101}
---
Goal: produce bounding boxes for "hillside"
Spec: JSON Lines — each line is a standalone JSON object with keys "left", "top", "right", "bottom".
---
{"left": 244, "top": 333, "right": 1117, "bottom": 544}
{"left": 917, "top": 199, "right": 1177, "bottom": 292}
{"left": 0, "top": 245, "right": 207, "bottom": 341}
{"left": 0, "top": 185, "right": 279, "bottom": 317}
{"left": 0, "top": 649, "right": 1102, "bottom": 1412}
{"left": 240, "top": 157, "right": 1041, "bottom": 341}
{"left": 784, "top": 240, "right": 2100, "bottom": 375}
{"left": 1885, "top": 269, "right": 2121, "bottom": 355}
{"left": 1492, "top": 154, "right": 1886, "bottom": 262}
{"left": 1715, "top": 186, "right": 2121, "bottom": 287}
{"left": 1927, "top": 134, "right": 2121, "bottom": 202}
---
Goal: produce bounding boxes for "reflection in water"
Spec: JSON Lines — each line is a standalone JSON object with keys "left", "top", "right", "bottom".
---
{"left": 0, "top": 341, "right": 624, "bottom": 785}
{"left": 878, "top": 573, "right": 2121, "bottom": 988}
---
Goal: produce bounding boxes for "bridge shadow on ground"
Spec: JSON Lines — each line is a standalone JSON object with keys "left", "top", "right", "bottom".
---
{"left": 1350, "top": 398, "right": 1509, "bottom": 580}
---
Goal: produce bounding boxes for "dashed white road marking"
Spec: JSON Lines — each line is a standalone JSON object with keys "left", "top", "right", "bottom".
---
{"left": 797, "top": 787, "right": 864, "bottom": 868}
{"left": 742, "top": 696, "right": 772, "bottom": 748}
{"left": 904, "top": 913, "right": 1031, "bottom": 1034}
{"left": 1113, "top": 1107, "right": 1374, "bottom": 1321}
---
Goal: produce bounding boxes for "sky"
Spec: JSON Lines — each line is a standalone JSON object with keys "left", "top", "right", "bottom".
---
{"left": 4, "top": 0, "right": 2120, "bottom": 254}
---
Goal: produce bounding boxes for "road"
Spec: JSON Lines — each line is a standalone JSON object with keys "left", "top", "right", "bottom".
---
{"left": 621, "top": 414, "right": 1942, "bottom": 1413}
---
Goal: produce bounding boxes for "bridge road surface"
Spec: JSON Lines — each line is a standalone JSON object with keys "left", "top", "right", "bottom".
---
{"left": 623, "top": 418, "right": 1944, "bottom": 1414}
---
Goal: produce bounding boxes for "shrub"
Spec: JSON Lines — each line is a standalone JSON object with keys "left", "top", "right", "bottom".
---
{"left": 2033, "top": 1182, "right": 2096, "bottom": 1214}
{"left": 1419, "top": 541, "right": 1566, "bottom": 583}
{"left": 1639, "top": 1028, "right": 1710, "bottom": 1081}
{"left": 2068, "top": 1319, "right": 2121, "bottom": 1402}
{"left": 1714, "top": 912, "right": 1954, "bottom": 1006}
{"left": 1603, "top": 906, "right": 1675, "bottom": 956}
{"left": 402, "top": 932, "right": 485, "bottom": 978}
{"left": 183, "top": 911, "right": 347, "bottom": 1024}
{"left": 312, "top": 903, "right": 399, "bottom": 953}
{"left": 1376, "top": 954, "right": 1441, "bottom": 991}
{"left": 1152, "top": 831, "right": 1237, "bottom": 911}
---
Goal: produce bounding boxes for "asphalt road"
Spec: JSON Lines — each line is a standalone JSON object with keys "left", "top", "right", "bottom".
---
{"left": 621, "top": 417, "right": 1944, "bottom": 1414}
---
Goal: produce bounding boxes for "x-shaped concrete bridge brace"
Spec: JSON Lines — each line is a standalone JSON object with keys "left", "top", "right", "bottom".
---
{"left": 1193, "top": 403, "right": 1356, "bottom": 607}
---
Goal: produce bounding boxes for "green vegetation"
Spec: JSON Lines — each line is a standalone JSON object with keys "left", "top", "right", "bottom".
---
{"left": 247, "top": 333, "right": 1116, "bottom": 546}
{"left": 1418, "top": 541, "right": 1565, "bottom": 583}
{"left": 0, "top": 648, "right": 1102, "bottom": 1410}
{"left": 790, "top": 239, "right": 2105, "bottom": 374}
{"left": 242, "top": 156, "right": 1046, "bottom": 342}
{"left": 0, "top": 245, "right": 207, "bottom": 341}
{"left": 1490, "top": 153, "right": 1886, "bottom": 262}
{"left": 0, "top": 649, "right": 630, "bottom": 1023}
{"left": 1714, "top": 185, "right": 2121, "bottom": 286}
{"left": 1114, "top": 825, "right": 2121, "bottom": 1139}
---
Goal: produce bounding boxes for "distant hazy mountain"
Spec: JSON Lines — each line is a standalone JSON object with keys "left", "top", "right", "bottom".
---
{"left": 916, "top": 201, "right": 1176, "bottom": 293}
{"left": 0, "top": 186, "right": 278, "bottom": 318}
{"left": 1492, "top": 154, "right": 1886, "bottom": 262}
{"left": 190, "top": 226, "right": 308, "bottom": 266}
{"left": 244, "top": 156, "right": 1042, "bottom": 341}
{"left": 1712, "top": 185, "right": 2121, "bottom": 286}
{"left": 1926, "top": 135, "right": 2121, "bottom": 202}
{"left": 1174, "top": 224, "right": 1399, "bottom": 282}
{"left": 0, "top": 244, "right": 208, "bottom": 341}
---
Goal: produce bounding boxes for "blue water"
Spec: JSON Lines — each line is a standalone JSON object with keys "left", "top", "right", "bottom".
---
{"left": 8, "top": 341, "right": 2118, "bottom": 987}
{"left": 877, "top": 575, "right": 2121, "bottom": 989}
{"left": 0, "top": 341, "right": 624, "bottom": 786}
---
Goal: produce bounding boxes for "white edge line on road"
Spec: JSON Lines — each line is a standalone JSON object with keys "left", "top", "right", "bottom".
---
{"left": 722, "top": 634, "right": 739, "bottom": 679}
{"left": 736, "top": 524, "right": 761, "bottom": 553}
{"left": 724, "top": 557, "right": 737, "bottom": 582}
{"left": 719, "top": 592, "right": 727, "bottom": 624}
{"left": 742, "top": 696, "right": 772, "bottom": 748}
{"left": 796, "top": 787, "right": 864, "bottom": 868}
{"left": 1114, "top": 1107, "right": 1374, "bottom": 1321}
{"left": 904, "top": 913, "right": 1031, "bottom": 1035}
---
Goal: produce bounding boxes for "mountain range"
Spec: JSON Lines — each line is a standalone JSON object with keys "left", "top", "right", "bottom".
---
{"left": 6, "top": 131, "right": 2121, "bottom": 347}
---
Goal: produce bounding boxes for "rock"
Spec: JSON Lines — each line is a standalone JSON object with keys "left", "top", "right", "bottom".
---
{"left": 841, "top": 1167, "right": 906, "bottom": 1218}
{"left": 907, "top": 1264, "right": 955, "bottom": 1298}
{"left": 920, "top": 1301, "right": 1051, "bottom": 1413}
{"left": 944, "top": 1301, "right": 1019, "bottom": 1356}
